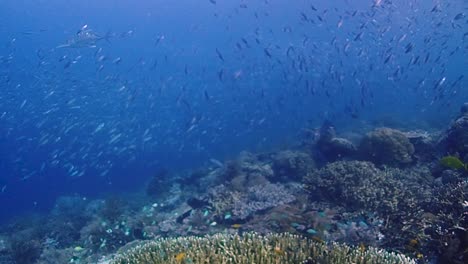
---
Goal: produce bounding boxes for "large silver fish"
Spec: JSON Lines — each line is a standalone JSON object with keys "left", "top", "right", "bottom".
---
{"left": 56, "top": 25, "right": 111, "bottom": 49}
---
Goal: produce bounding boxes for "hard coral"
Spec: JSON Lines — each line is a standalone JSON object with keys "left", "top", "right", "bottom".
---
{"left": 426, "top": 180, "right": 467, "bottom": 263}
{"left": 439, "top": 104, "right": 468, "bottom": 160}
{"left": 316, "top": 122, "right": 357, "bottom": 161}
{"left": 37, "top": 246, "right": 75, "bottom": 264}
{"left": 233, "top": 183, "right": 297, "bottom": 220}
{"left": 146, "top": 169, "right": 171, "bottom": 198}
{"left": 111, "top": 232, "right": 416, "bottom": 264}
{"left": 304, "top": 159, "right": 468, "bottom": 262}
{"left": 101, "top": 196, "right": 125, "bottom": 222}
{"left": 9, "top": 237, "right": 42, "bottom": 264}
{"left": 359, "top": 127, "right": 415, "bottom": 166}
{"left": 79, "top": 216, "right": 134, "bottom": 253}
{"left": 272, "top": 150, "right": 315, "bottom": 182}
{"left": 222, "top": 152, "right": 273, "bottom": 192}
{"left": 208, "top": 183, "right": 296, "bottom": 221}
{"left": 404, "top": 130, "right": 437, "bottom": 162}
{"left": 303, "top": 161, "right": 403, "bottom": 213}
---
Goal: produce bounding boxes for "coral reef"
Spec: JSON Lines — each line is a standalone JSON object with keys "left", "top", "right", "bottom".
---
{"left": 271, "top": 150, "right": 315, "bottom": 182}
{"left": 439, "top": 103, "right": 468, "bottom": 160}
{"left": 146, "top": 169, "right": 172, "bottom": 198}
{"left": 9, "top": 234, "right": 42, "bottom": 264}
{"left": 424, "top": 180, "right": 467, "bottom": 263}
{"left": 220, "top": 152, "right": 273, "bottom": 192}
{"left": 101, "top": 196, "right": 126, "bottom": 222}
{"left": 359, "top": 128, "right": 415, "bottom": 166}
{"left": 404, "top": 130, "right": 437, "bottom": 162}
{"left": 316, "top": 122, "right": 357, "bottom": 161}
{"left": 1, "top": 104, "right": 467, "bottom": 264}
{"left": 304, "top": 159, "right": 467, "bottom": 263}
{"left": 37, "top": 246, "right": 75, "bottom": 264}
{"left": 304, "top": 161, "right": 404, "bottom": 213}
{"left": 439, "top": 169, "right": 463, "bottom": 185}
{"left": 110, "top": 232, "right": 416, "bottom": 264}
{"left": 323, "top": 137, "right": 358, "bottom": 160}
{"left": 208, "top": 183, "right": 297, "bottom": 221}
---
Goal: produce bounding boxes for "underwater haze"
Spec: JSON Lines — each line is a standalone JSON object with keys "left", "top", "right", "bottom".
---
{"left": 0, "top": 0, "right": 467, "bottom": 263}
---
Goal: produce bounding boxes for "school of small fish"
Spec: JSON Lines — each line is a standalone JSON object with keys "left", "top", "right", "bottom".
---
{"left": 0, "top": 0, "right": 466, "bottom": 191}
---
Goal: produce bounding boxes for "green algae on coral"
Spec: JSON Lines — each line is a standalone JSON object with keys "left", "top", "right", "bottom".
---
{"left": 110, "top": 232, "right": 416, "bottom": 264}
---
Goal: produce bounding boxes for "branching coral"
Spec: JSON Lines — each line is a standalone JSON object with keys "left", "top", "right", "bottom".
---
{"left": 304, "top": 159, "right": 467, "bottom": 261}
{"left": 304, "top": 161, "right": 404, "bottom": 213}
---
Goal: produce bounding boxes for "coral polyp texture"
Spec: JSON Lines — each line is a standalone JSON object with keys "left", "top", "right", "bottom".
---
{"left": 110, "top": 232, "right": 416, "bottom": 264}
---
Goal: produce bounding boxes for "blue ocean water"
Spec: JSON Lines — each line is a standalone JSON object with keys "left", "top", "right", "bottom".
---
{"left": 0, "top": 1, "right": 466, "bottom": 261}
{"left": 0, "top": 0, "right": 465, "bottom": 220}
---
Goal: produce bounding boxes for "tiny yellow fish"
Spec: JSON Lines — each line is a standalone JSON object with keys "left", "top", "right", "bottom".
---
{"left": 174, "top": 252, "right": 186, "bottom": 263}
{"left": 311, "top": 236, "right": 324, "bottom": 244}
{"left": 231, "top": 224, "right": 242, "bottom": 229}
{"left": 408, "top": 239, "right": 419, "bottom": 248}
{"left": 359, "top": 243, "right": 366, "bottom": 253}
{"left": 274, "top": 246, "right": 285, "bottom": 255}
{"left": 74, "top": 246, "right": 84, "bottom": 252}
{"left": 416, "top": 253, "right": 423, "bottom": 259}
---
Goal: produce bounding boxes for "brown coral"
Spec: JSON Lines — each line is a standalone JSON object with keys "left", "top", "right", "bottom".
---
{"left": 359, "top": 128, "right": 415, "bottom": 166}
